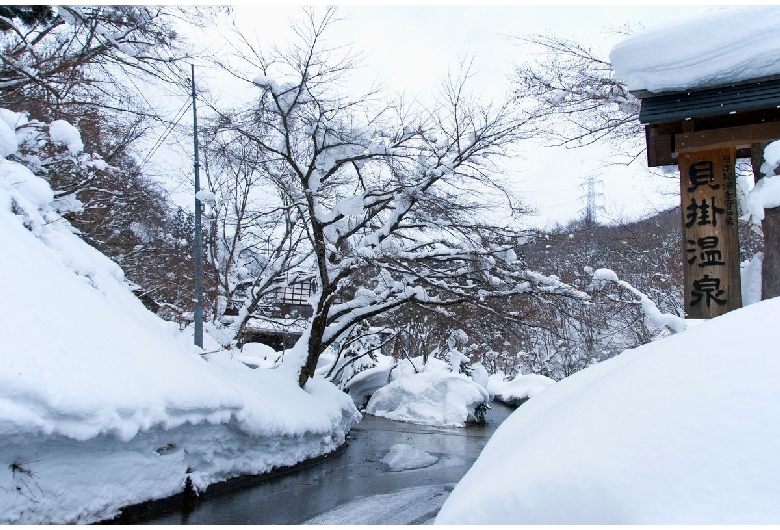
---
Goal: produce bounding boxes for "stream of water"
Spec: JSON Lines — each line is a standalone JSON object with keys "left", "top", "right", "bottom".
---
{"left": 147, "top": 403, "right": 515, "bottom": 525}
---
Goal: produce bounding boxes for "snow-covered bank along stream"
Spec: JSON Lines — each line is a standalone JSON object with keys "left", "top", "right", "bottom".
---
{"left": 0, "top": 109, "right": 360, "bottom": 524}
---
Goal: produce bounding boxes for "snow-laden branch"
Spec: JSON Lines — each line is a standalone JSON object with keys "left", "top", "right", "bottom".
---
{"left": 589, "top": 267, "right": 686, "bottom": 333}
{"left": 202, "top": 9, "right": 557, "bottom": 387}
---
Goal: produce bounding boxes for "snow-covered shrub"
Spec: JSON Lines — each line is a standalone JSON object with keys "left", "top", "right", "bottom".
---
{"left": 365, "top": 356, "right": 489, "bottom": 427}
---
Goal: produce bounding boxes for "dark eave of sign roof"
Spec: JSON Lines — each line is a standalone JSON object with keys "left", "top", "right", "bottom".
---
{"left": 635, "top": 76, "right": 780, "bottom": 125}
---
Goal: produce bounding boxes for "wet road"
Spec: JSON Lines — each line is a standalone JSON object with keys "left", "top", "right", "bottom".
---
{"left": 148, "top": 403, "right": 515, "bottom": 525}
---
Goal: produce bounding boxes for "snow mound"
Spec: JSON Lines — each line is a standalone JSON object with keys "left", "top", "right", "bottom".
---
{"left": 366, "top": 357, "right": 488, "bottom": 427}
{"left": 381, "top": 443, "right": 438, "bottom": 472}
{"left": 436, "top": 297, "right": 780, "bottom": 524}
{"left": 235, "top": 342, "right": 280, "bottom": 369}
{"left": 610, "top": 6, "right": 780, "bottom": 93}
{"left": 487, "top": 372, "right": 555, "bottom": 406}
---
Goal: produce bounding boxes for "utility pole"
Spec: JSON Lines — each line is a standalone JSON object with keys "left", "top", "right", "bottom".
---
{"left": 192, "top": 64, "right": 203, "bottom": 348}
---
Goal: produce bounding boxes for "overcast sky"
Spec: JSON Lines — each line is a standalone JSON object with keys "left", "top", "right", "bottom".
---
{"left": 174, "top": 5, "right": 726, "bottom": 229}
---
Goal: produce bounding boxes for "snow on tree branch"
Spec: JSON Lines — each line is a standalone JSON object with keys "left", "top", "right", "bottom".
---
{"left": 203, "top": 8, "right": 589, "bottom": 387}
{"left": 589, "top": 267, "right": 686, "bottom": 333}
{"left": 511, "top": 33, "right": 644, "bottom": 158}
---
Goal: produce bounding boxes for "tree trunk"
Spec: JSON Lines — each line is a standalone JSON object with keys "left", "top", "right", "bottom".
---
{"left": 298, "top": 312, "right": 327, "bottom": 387}
{"left": 751, "top": 143, "right": 780, "bottom": 300}
{"left": 762, "top": 208, "right": 780, "bottom": 299}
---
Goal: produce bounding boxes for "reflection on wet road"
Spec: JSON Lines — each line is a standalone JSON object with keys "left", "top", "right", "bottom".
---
{"left": 147, "top": 403, "right": 515, "bottom": 525}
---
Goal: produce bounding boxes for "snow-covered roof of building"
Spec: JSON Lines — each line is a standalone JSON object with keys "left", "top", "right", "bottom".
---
{"left": 610, "top": 6, "right": 780, "bottom": 94}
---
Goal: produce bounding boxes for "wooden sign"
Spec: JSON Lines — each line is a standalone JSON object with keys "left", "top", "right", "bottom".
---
{"left": 678, "top": 148, "right": 741, "bottom": 319}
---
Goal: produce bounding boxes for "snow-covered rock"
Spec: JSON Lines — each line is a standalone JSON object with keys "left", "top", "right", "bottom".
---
{"left": 381, "top": 443, "right": 438, "bottom": 472}
{"left": 487, "top": 372, "right": 555, "bottom": 407}
{"left": 235, "top": 342, "right": 280, "bottom": 369}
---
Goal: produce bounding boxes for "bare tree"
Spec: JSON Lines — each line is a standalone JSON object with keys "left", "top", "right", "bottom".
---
{"left": 199, "top": 122, "right": 312, "bottom": 342}
{"left": 512, "top": 33, "right": 644, "bottom": 163}
{"left": 211, "top": 8, "right": 586, "bottom": 387}
{"left": 0, "top": 6, "right": 192, "bottom": 111}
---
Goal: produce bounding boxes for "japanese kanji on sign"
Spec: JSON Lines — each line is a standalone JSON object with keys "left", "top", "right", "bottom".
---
{"left": 678, "top": 148, "right": 741, "bottom": 318}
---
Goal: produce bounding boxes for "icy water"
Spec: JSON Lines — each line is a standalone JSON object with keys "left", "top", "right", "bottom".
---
{"left": 147, "top": 402, "right": 515, "bottom": 525}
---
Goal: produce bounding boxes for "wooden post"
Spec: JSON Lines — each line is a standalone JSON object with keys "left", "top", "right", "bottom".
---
{"left": 678, "top": 148, "right": 741, "bottom": 318}
{"left": 751, "top": 142, "right": 780, "bottom": 300}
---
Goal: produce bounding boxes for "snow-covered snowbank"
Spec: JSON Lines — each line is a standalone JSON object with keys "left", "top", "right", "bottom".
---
{"left": 436, "top": 297, "right": 780, "bottom": 524}
{"left": 487, "top": 372, "right": 555, "bottom": 406}
{"left": 365, "top": 357, "right": 488, "bottom": 427}
{"left": 610, "top": 6, "right": 780, "bottom": 92}
{"left": 0, "top": 112, "right": 359, "bottom": 524}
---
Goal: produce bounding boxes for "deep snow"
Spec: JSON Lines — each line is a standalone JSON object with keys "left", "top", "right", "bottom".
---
{"left": 0, "top": 111, "right": 360, "bottom": 524}
{"left": 8, "top": 6, "right": 780, "bottom": 520}
{"left": 436, "top": 296, "right": 780, "bottom": 524}
{"left": 610, "top": 6, "right": 780, "bottom": 93}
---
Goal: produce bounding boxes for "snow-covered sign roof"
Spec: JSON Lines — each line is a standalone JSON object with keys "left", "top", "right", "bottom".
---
{"left": 611, "top": 6, "right": 780, "bottom": 167}
{"left": 610, "top": 6, "right": 780, "bottom": 94}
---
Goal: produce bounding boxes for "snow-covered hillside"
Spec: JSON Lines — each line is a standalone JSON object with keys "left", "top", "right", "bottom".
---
{"left": 0, "top": 110, "right": 359, "bottom": 524}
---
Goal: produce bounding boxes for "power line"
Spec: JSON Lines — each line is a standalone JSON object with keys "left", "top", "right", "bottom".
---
{"left": 137, "top": 99, "right": 192, "bottom": 172}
